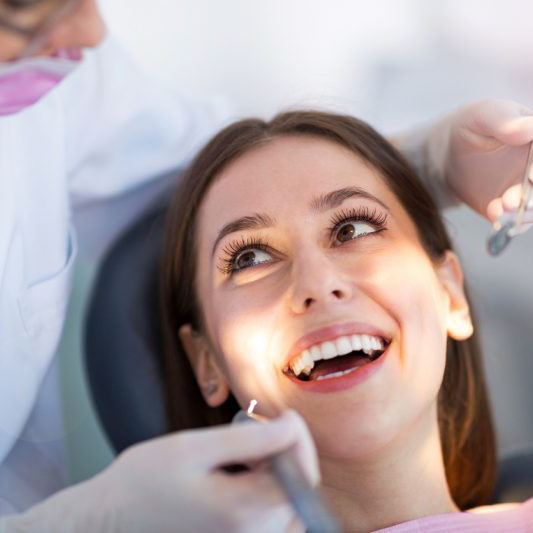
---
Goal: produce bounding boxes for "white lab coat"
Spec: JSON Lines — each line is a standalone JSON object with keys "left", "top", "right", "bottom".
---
{"left": 0, "top": 36, "right": 228, "bottom": 515}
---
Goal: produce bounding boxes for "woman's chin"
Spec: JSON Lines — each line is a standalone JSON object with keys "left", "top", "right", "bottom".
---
{"left": 306, "top": 410, "right": 405, "bottom": 462}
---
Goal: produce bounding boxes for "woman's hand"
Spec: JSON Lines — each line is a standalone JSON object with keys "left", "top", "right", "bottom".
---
{"left": 430, "top": 99, "right": 533, "bottom": 224}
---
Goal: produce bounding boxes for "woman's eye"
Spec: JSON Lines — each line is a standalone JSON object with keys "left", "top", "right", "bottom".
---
{"left": 234, "top": 248, "right": 272, "bottom": 271}
{"left": 335, "top": 221, "right": 376, "bottom": 243}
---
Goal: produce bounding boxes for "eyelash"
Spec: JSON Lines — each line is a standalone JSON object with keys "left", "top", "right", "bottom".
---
{"left": 218, "top": 236, "right": 272, "bottom": 275}
{"left": 218, "top": 206, "right": 388, "bottom": 275}
{"left": 327, "top": 206, "right": 388, "bottom": 237}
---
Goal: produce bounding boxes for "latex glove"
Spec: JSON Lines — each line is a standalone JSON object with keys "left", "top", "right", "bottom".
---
{"left": 426, "top": 99, "right": 533, "bottom": 225}
{"left": 0, "top": 410, "right": 319, "bottom": 533}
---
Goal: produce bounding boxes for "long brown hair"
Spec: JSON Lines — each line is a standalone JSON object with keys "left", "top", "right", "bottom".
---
{"left": 160, "top": 111, "right": 496, "bottom": 509}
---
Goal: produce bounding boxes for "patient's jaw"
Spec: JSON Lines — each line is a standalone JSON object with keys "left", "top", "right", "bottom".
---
{"left": 182, "top": 135, "right": 472, "bottom": 466}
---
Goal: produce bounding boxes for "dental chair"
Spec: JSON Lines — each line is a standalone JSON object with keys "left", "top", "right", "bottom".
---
{"left": 84, "top": 202, "right": 533, "bottom": 505}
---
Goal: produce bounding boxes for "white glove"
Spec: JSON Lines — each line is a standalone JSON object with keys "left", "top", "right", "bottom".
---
{"left": 426, "top": 99, "right": 533, "bottom": 226}
{"left": 0, "top": 410, "right": 319, "bottom": 533}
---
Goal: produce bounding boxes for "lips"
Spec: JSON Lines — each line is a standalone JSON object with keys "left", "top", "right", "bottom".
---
{"left": 286, "top": 333, "right": 386, "bottom": 378}
{"left": 283, "top": 342, "right": 391, "bottom": 393}
{"left": 281, "top": 322, "right": 392, "bottom": 392}
{"left": 283, "top": 322, "right": 391, "bottom": 369}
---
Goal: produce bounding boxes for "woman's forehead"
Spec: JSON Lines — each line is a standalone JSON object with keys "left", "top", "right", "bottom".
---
{"left": 199, "top": 136, "right": 395, "bottom": 226}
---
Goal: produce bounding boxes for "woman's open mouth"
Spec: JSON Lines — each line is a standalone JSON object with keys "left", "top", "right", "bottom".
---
{"left": 282, "top": 333, "right": 390, "bottom": 392}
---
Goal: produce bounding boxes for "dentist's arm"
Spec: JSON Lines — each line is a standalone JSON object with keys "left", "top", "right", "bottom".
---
{"left": 0, "top": 411, "right": 318, "bottom": 533}
{"left": 395, "top": 99, "right": 533, "bottom": 225}
{"left": 61, "top": 35, "right": 230, "bottom": 203}
{"left": 58, "top": 34, "right": 232, "bottom": 255}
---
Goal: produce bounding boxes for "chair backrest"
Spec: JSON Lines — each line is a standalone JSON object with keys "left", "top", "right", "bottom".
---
{"left": 85, "top": 203, "right": 168, "bottom": 453}
{"left": 84, "top": 203, "right": 533, "bottom": 503}
{"left": 491, "top": 451, "right": 533, "bottom": 504}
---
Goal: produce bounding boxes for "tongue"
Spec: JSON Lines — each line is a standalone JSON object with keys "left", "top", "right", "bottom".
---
{"left": 310, "top": 353, "right": 371, "bottom": 381}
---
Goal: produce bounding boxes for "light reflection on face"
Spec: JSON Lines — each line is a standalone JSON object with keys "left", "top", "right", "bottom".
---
{"left": 193, "top": 135, "right": 460, "bottom": 459}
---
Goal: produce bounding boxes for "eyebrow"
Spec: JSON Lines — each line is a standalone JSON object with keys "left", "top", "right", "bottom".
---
{"left": 211, "top": 186, "right": 389, "bottom": 257}
{"left": 310, "top": 186, "right": 389, "bottom": 213}
{"left": 211, "top": 213, "right": 276, "bottom": 257}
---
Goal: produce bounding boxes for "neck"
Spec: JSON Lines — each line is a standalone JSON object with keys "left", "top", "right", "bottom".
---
{"left": 319, "top": 408, "right": 458, "bottom": 532}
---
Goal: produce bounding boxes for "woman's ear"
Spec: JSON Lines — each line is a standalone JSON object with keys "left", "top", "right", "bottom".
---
{"left": 178, "top": 324, "right": 230, "bottom": 407}
{"left": 436, "top": 251, "right": 474, "bottom": 341}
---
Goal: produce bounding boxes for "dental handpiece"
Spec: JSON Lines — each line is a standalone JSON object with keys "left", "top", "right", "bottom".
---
{"left": 232, "top": 404, "right": 340, "bottom": 533}
{"left": 487, "top": 141, "right": 533, "bottom": 256}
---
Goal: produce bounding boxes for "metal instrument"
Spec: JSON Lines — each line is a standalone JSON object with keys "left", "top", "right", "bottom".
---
{"left": 232, "top": 401, "right": 340, "bottom": 533}
{"left": 487, "top": 141, "right": 533, "bottom": 256}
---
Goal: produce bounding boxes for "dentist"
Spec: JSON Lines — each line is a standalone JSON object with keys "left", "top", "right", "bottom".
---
{"left": 0, "top": 0, "right": 235, "bottom": 525}
{"left": 0, "top": 0, "right": 532, "bottom": 530}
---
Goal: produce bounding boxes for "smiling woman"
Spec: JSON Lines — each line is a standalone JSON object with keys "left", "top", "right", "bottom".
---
{"left": 159, "top": 111, "right": 497, "bottom": 529}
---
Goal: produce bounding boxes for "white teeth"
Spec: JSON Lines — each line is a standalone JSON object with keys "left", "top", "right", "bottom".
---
{"left": 288, "top": 334, "right": 387, "bottom": 378}
{"left": 316, "top": 368, "right": 356, "bottom": 381}
{"left": 350, "top": 335, "right": 362, "bottom": 351}
{"left": 361, "top": 335, "right": 372, "bottom": 353}
{"left": 301, "top": 350, "right": 314, "bottom": 375}
{"left": 335, "top": 336, "right": 352, "bottom": 355}
{"left": 310, "top": 345, "right": 322, "bottom": 361}
{"left": 290, "top": 357, "right": 304, "bottom": 376}
{"left": 320, "top": 341, "right": 337, "bottom": 359}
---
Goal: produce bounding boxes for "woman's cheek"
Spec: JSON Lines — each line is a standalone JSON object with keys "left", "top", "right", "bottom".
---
{"left": 362, "top": 243, "right": 448, "bottom": 386}
{"left": 391, "top": 269, "right": 448, "bottom": 405}
{"left": 214, "top": 295, "right": 285, "bottom": 410}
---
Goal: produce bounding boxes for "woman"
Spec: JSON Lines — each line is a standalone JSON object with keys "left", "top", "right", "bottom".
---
{"left": 2, "top": 2, "right": 533, "bottom": 532}
{"left": 160, "top": 111, "right": 533, "bottom": 531}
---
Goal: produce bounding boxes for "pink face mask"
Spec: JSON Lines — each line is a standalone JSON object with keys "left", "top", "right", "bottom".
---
{"left": 0, "top": 49, "right": 82, "bottom": 116}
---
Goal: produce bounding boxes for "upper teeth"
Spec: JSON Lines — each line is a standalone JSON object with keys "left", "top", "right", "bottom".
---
{"left": 288, "top": 334, "right": 385, "bottom": 377}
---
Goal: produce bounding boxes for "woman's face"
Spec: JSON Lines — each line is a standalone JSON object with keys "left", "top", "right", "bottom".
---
{"left": 187, "top": 135, "right": 471, "bottom": 458}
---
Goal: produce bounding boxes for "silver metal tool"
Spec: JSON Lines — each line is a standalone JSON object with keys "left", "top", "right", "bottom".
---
{"left": 232, "top": 401, "right": 340, "bottom": 533}
{"left": 487, "top": 141, "right": 533, "bottom": 256}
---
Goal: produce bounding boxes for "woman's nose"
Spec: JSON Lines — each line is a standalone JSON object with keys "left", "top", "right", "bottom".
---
{"left": 288, "top": 249, "right": 352, "bottom": 314}
{"left": 46, "top": 0, "right": 106, "bottom": 51}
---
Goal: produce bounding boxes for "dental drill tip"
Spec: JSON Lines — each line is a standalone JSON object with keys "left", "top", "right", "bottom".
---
{"left": 247, "top": 399, "right": 258, "bottom": 415}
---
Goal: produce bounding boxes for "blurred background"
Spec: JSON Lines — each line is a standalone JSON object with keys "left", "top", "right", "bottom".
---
{"left": 60, "top": 0, "right": 533, "bottom": 483}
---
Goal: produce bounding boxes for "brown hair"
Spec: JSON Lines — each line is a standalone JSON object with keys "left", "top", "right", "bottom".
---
{"left": 160, "top": 111, "right": 496, "bottom": 509}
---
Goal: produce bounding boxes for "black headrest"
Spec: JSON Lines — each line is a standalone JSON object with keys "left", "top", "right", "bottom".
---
{"left": 491, "top": 451, "right": 533, "bottom": 504}
{"left": 84, "top": 203, "right": 168, "bottom": 453}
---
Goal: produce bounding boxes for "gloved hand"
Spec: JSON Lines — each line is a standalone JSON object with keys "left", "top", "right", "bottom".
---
{"left": 1, "top": 410, "right": 318, "bottom": 533}
{"left": 425, "top": 99, "right": 533, "bottom": 225}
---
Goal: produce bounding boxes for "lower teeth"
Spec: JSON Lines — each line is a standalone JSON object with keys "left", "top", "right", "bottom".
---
{"left": 316, "top": 368, "right": 357, "bottom": 381}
